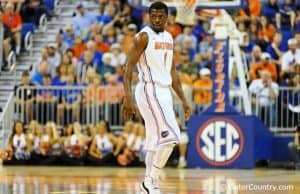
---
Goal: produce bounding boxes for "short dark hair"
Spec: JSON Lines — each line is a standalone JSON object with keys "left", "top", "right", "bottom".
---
{"left": 148, "top": 1, "right": 168, "bottom": 14}
{"left": 22, "top": 71, "right": 30, "bottom": 77}
{"left": 44, "top": 74, "right": 52, "bottom": 79}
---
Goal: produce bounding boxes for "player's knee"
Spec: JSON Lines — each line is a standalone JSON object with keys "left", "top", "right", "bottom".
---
{"left": 180, "top": 132, "right": 189, "bottom": 144}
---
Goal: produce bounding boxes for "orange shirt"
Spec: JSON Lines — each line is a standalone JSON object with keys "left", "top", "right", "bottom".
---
{"left": 105, "top": 84, "right": 124, "bottom": 104}
{"left": 166, "top": 24, "right": 182, "bottom": 39}
{"left": 73, "top": 44, "right": 87, "bottom": 59}
{"left": 239, "top": 0, "right": 261, "bottom": 17}
{"left": 2, "top": 13, "right": 22, "bottom": 30}
{"left": 193, "top": 78, "right": 213, "bottom": 104}
{"left": 257, "top": 24, "right": 276, "bottom": 42}
{"left": 84, "top": 86, "right": 105, "bottom": 106}
{"left": 96, "top": 42, "right": 110, "bottom": 53}
{"left": 250, "top": 62, "right": 278, "bottom": 81}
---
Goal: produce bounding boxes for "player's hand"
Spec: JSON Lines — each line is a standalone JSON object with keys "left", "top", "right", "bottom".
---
{"left": 183, "top": 102, "right": 191, "bottom": 121}
{"left": 122, "top": 97, "right": 140, "bottom": 121}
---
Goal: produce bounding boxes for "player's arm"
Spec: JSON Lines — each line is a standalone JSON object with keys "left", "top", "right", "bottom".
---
{"left": 122, "top": 32, "right": 148, "bottom": 120}
{"left": 171, "top": 63, "right": 191, "bottom": 120}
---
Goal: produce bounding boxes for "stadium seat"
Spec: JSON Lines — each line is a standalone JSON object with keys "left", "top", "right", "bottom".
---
{"left": 43, "top": 0, "right": 55, "bottom": 15}
{"left": 21, "top": 23, "right": 36, "bottom": 52}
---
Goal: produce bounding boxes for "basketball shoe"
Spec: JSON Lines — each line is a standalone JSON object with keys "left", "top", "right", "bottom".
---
{"left": 140, "top": 176, "right": 160, "bottom": 194}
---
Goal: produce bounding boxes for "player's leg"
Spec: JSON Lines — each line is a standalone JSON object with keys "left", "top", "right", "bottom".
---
{"left": 148, "top": 86, "right": 181, "bottom": 189}
{"left": 135, "top": 83, "right": 159, "bottom": 179}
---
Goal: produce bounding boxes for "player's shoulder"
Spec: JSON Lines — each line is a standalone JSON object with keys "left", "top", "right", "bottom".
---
{"left": 164, "top": 30, "right": 174, "bottom": 41}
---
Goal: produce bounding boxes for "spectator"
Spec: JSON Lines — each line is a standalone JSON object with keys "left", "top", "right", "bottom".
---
{"left": 241, "top": 33, "right": 256, "bottom": 59}
{"left": 51, "top": 65, "right": 68, "bottom": 86}
{"left": 84, "top": 75, "right": 105, "bottom": 120}
{"left": 193, "top": 68, "right": 213, "bottom": 113}
{"left": 250, "top": 52, "right": 278, "bottom": 81}
{"left": 249, "top": 45, "right": 262, "bottom": 66}
{"left": 115, "top": 65, "right": 124, "bottom": 83}
{"left": 239, "top": 0, "right": 261, "bottom": 19}
{"left": 2, "top": 3, "right": 22, "bottom": 55}
{"left": 72, "top": 2, "right": 97, "bottom": 37}
{"left": 98, "top": 53, "right": 115, "bottom": 78}
{"left": 84, "top": 40, "right": 103, "bottom": 69}
{"left": 59, "top": 75, "right": 82, "bottom": 124}
{"left": 177, "top": 50, "right": 198, "bottom": 81}
{"left": 66, "top": 48, "right": 78, "bottom": 69}
{"left": 32, "top": 47, "right": 48, "bottom": 75}
{"left": 182, "top": 36, "right": 197, "bottom": 61}
{"left": 106, "top": 75, "right": 124, "bottom": 126}
{"left": 35, "top": 74, "right": 57, "bottom": 124}
{"left": 281, "top": 38, "right": 300, "bottom": 74}
{"left": 60, "top": 53, "right": 76, "bottom": 77}
{"left": 20, "top": 0, "right": 46, "bottom": 26}
{"left": 198, "top": 31, "right": 213, "bottom": 55}
{"left": 56, "top": 33, "right": 68, "bottom": 55}
{"left": 76, "top": 51, "right": 95, "bottom": 84}
{"left": 176, "top": 26, "right": 198, "bottom": 51}
{"left": 63, "top": 24, "right": 75, "bottom": 49}
{"left": 257, "top": 15, "right": 276, "bottom": 44}
{"left": 47, "top": 43, "right": 62, "bottom": 78}
{"left": 0, "top": 10, "right": 13, "bottom": 69}
{"left": 95, "top": 33, "right": 110, "bottom": 53}
{"left": 97, "top": 3, "right": 116, "bottom": 25}
{"left": 249, "top": 71, "right": 279, "bottom": 126}
{"left": 31, "top": 61, "right": 48, "bottom": 85}
{"left": 276, "top": 0, "right": 296, "bottom": 29}
{"left": 103, "top": 26, "right": 117, "bottom": 46}
{"left": 110, "top": 43, "right": 126, "bottom": 67}
{"left": 73, "top": 36, "right": 87, "bottom": 59}
{"left": 266, "top": 31, "right": 283, "bottom": 65}
{"left": 123, "top": 23, "right": 137, "bottom": 54}
{"left": 14, "top": 71, "right": 35, "bottom": 123}
{"left": 262, "top": 0, "right": 279, "bottom": 20}
{"left": 87, "top": 120, "right": 117, "bottom": 166}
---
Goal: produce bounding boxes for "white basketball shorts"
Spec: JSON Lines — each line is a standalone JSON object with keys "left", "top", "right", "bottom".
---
{"left": 135, "top": 82, "right": 180, "bottom": 151}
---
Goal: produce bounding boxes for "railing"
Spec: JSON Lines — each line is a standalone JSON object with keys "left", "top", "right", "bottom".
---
{"left": 0, "top": 93, "right": 15, "bottom": 149}
{"left": 15, "top": 86, "right": 247, "bottom": 129}
{"left": 15, "top": 86, "right": 125, "bottom": 129}
{"left": 251, "top": 87, "right": 300, "bottom": 133}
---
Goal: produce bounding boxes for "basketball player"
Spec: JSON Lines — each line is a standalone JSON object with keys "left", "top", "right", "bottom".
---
{"left": 122, "top": 2, "right": 191, "bottom": 193}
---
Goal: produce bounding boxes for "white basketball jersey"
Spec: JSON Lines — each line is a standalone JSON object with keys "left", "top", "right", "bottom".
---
{"left": 137, "top": 26, "right": 174, "bottom": 86}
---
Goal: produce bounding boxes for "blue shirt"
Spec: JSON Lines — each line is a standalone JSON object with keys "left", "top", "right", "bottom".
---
{"left": 73, "top": 11, "right": 97, "bottom": 36}
{"left": 97, "top": 15, "right": 113, "bottom": 24}
{"left": 80, "top": 51, "right": 103, "bottom": 69}
{"left": 62, "top": 33, "right": 75, "bottom": 48}
{"left": 266, "top": 45, "right": 283, "bottom": 60}
{"left": 31, "top": 72, "right": 43, "bottom": 85}
{"left": 62, "top": 83, "right": 82, "bottom": 104}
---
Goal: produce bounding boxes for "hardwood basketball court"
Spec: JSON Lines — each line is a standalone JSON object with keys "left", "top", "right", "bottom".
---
{"left": 0, "top": 166, "right": 299, "bottom": 194}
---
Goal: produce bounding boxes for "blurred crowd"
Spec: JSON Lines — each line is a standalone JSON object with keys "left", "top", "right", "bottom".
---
{"left": 0, "top": 120, "right": 189, "bottom": 167}
{"left": 0, "top": 0, "right": 48, "bottom": 69}
{"left": 12, "top": 0, "right": 300, "bottom": 128}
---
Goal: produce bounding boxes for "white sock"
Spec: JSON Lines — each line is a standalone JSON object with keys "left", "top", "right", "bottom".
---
{"left": 150, "top": 144, "right": 175, "bottom": 180}
{"left": 179, "top": 156, "right": 185, "bottom": 162}
{"left": 145, "top": 151, "right": 155, "bottom": 178}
